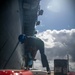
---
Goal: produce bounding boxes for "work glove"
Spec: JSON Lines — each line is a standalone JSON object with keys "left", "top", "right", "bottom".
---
{"left": 18, "top": 34, "right": 26, "bottom": 44}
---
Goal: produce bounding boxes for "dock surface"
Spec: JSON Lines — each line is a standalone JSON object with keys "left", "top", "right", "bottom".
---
{"left": 32, "top": 70, "right": 54, "bottom": 75}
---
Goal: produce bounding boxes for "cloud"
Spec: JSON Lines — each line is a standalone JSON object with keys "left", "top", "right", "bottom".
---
{"left": 36, "top": 29, "right": 75, "bottom": 61}
{"left": 33, "top": 60, "right": 54, "bottom": 70}
{"left": 33, "top": 60, "right": 75, "bottom": 71}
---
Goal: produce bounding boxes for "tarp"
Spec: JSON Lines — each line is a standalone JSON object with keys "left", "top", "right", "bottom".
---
{"left": 0, "top": 70, "right": 33, "bottom": 75}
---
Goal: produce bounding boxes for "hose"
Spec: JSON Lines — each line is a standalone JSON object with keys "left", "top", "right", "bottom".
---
{"left": 3, "top": 41, "right": 19, "bottom": 69}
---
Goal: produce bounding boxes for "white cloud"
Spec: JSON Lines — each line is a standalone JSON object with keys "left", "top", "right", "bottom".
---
{"left": 36, "top": 30, "right": 55, "bottom": 48}
{"left": 35, "top": 29, "right": 75, "bottom": 71}
{"left": 36, "top": 29, "right": 75, "bottom": 48}
{"left": 33, "top": 59, "right": 75, "bottom": 71}
{"left": 36, "top": 29, "right": 75, "bottom": 61}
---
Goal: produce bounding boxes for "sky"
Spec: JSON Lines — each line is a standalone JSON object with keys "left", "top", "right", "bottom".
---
{"left": 36, "top": 0, "right": 75, "bottom": 31}
{"left": 34, "top": 0, "right": 75, "bottom": 71}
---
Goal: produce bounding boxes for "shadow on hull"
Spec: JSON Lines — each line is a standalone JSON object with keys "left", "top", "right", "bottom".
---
{"left": 0, "top": 0, "right": 41, "bottom": 69}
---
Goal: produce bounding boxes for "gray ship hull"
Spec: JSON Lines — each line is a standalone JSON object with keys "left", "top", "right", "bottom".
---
{"left": 0, "top": 0, "right": 40, "bottom": 69}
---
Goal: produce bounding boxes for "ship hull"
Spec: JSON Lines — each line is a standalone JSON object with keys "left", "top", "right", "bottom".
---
{"left": 0, "top": 0, "right": 24, "bottom": 69}
{"left": 0, "top": 0, "right": 40, "bottom": 69}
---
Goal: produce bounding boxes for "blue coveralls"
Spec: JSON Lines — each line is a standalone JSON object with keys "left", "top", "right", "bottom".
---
{"left": 24, "top": 36, "right": 50, "bottom": 72}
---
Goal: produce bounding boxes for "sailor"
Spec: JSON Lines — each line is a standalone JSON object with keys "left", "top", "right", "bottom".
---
{"left": 18, "top": 34, "right": 51, "bottom": 74}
